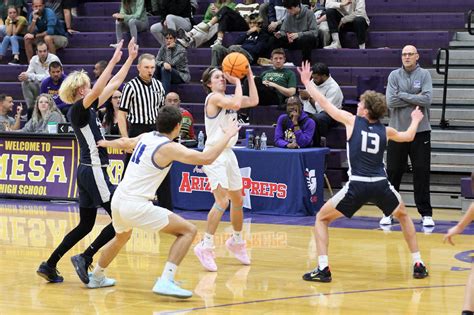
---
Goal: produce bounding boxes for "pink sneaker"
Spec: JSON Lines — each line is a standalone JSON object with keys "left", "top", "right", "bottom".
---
{"left": 194, "top": 242, "right": 217, "bottom": 272}
{"left": 225, "top": 238, "right": 251, "bottom": 265}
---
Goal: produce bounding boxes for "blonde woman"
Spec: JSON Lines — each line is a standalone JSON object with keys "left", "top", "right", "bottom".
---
{"left": 20, "top": 93, "right": 65, "bottom": 133}
{"left": 36, "top": 39, "right": 139, "bottom": 288}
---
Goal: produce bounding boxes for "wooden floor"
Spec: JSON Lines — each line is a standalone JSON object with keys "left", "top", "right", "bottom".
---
{"left": 0, "top": 203, "right": 472, "bottom": 314}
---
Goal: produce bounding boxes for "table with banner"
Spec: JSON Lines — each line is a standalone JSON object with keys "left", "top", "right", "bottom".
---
{"left": 170, "top": 147, "right": 330, "bottom": 216}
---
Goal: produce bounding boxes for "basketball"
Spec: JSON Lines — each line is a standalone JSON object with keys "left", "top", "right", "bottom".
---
{"left": 222, "top": 52, "right": 249, "bottom": 79}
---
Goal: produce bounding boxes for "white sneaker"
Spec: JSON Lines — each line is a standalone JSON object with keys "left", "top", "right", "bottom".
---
{"left": 422, "top": 216, "right": 435, "bottom": 227}
{"left": 379, "top": 215, "right": 393, "bottom": 225}
{"left": 87, "top": 273, "right": 116, "bottom": 289}
{"left": 210, "top": 38, "right": 222, "bottom": 48}
{"left": 109, "top": 43, "right": 119, "bottom": 48}
{"left": 323, "top": 41, "right": 341, "bottom": 49}
{"left": 152, "top": 277, "right": 192, "bottom": 299}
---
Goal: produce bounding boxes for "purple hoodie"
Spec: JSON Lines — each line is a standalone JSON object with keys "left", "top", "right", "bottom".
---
{"left": 274, "top": 111, "right": 315, "bottom": 148}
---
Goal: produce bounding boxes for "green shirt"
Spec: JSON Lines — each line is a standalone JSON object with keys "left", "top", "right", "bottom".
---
{"left": 120, "top": 0, "right": 148, "bottom": 24}
{"left": 203, "top": 1, "right": 236, "bottom": 22}
{"left": 261, "top": 67, "right": 297, "bottom": 103}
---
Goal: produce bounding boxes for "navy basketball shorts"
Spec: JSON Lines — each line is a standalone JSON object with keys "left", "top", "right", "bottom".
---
{"left": 77, "top": 164, "right": 115, "bottom": 208}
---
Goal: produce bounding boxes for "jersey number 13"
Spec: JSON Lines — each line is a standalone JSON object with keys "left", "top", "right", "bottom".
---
{"left": 361, "top": 131, "right": 380, "bottom": 154}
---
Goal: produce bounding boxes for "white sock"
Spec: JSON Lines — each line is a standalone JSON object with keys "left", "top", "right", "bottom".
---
{"left": 162, "top": 261, "right": 177, "bottom": 281}
{"left": 318, "top": 255, "right": 329, "bottom": 270}
{"left": 93, "top": 264, "right": 105, "bottom": 278}
{"left": 203, "top": 233, "right": 214, "bottom": 248}
{"left": 359, "top": 43, "right": 366, "bottom": 49}
{"left": 232, "top": 230, "right": 243, "bottom": 243}
{"left": 412, "top": 251, "right": 423, "bottom": 265}
{"left": 331, "top": 33, "right": 340, "bottom": 45}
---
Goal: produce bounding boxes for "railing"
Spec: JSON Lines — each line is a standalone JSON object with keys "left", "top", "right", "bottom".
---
{"left": 436, "top": 48, "right": 450, "bottom": 129}
{"left": 468, "top": 10, "right": 474, "bottom": 35}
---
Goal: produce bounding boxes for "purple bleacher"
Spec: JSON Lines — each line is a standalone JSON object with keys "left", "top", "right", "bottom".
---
{"left": 370, "top": 13, "right": 465, "bottom": 31}
{"left": 461, "top": 177, "right": 474, "bottom": 198}
{"left": 366, "top": 0, "right": 473, "bottom": 13}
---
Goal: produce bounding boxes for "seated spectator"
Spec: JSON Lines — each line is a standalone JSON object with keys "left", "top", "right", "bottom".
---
{"left": 46, "top": 0, "right": 78, "bottom": 34}
{"left": 211, "top": 14, "right": 269, "bottom": 66}
{"left": 0, "top": 5, "right": 27, "bottom": 65}
{"left": 19, "top": 93, "right": 65, "bottom": 132}
{"left": 193, "top": 0, "right": 259, "bottom": 47}
{"left": 0, "top": 1, "right": 26, "bottom": 37}
{"left": 177, "top": 0, "right": 236, "bottom": 48}
{"left": 274, "top": 95, "right": 315, "bottom": 148}
{"left": 0, "top": 94, "right": 21, "bottom": 131}
{"left": 18, "top": 40, "right": 60, "bottom": 117}
{"left": 24, "top": 0, "right": 68, "bottom": 62}
{"left": 324, "top": 0, "right": 369, "bottom": 49}
{"left": 19, "top": 41, "right": 61, "bottom": 117}
{"left": 154, "top": 29, "right": 190, "bottom": 94}
{"left": 300, "top": 62, "right": 343, "bottom": 146}
{"left": 150, "top": 0, "right": 191, "bottom": 47}
{"left": 272, "top": 0, "right": 318, "bottom": 62}
{"left": 260, "top": 0, "right": 286, "bottom": 33}
{"left": 313, "top": 0, "right": 330, "bottom": 46}
{"left": 165, "top": 92, "right": 195, "bottom": 140}
{"left": 93, "top": 60, "right": 108, "bottom": 80}
{"left": 40, "top": 61, "right": 70, "bottom": 116}
{"left": 111, "top": 0, "right": 148, "bottom": 46}
{"left": 102, "top": 90, "right": 122, "bottom": 135}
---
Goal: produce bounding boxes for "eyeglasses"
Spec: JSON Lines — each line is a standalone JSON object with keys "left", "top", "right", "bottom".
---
{"left": 112, "top": 96, "right": 121, "bottom": 100}
{"left": 401, "top": 52, "right": 417, "bottom": 57}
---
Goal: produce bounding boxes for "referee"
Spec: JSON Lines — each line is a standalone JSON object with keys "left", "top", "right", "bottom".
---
{"left": 118, "top": 53, "right": 173, "bottom": 211}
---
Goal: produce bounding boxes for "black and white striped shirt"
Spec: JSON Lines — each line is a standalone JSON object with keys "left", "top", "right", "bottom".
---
{"left": 119, "top": 76, "right": 165, "bottom": 125}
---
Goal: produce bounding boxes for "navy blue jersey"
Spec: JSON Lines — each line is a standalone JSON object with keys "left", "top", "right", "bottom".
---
{"left": 347, "top": 116, "right": 387, "bottom": 178}
{"left": 69, "top": 99, "right": 109, "bottom": 166}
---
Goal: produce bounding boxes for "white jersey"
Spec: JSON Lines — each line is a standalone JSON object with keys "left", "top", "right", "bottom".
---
{"left": 204, "top": 92, "right": 238, "bottom": 148}
{"left": 116, "top": 132, "right": 172, "bottom": 200}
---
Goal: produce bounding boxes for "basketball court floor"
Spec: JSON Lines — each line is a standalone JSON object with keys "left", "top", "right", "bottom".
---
{"left": 0, "top": 198, "right": 472, "bottom": 314}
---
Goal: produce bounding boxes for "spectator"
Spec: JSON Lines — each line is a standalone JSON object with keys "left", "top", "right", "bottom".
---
{"left": 24, "top": 0, "right": 68, "bottom": 62}
{"left": 165, "top": 92, "right": 195, "bottom": 140}
{"left": 274, "top": 96, "right": 315, "bottom": 148}
{"left": 0, "top": 1, "right": 26, "bottom": 37}
{"left": 193, "top": 0, "right": 259, "bottom": 47}
{"left": 381, "top": 45, "right": 434, "bottom": 227}
{"left": 111, "top": 0, "right": 148, "bottom": 46}
{"left": 260, "top": 0, "right": 286, "bottom": 33}
{"left": 18, "top": 40, "right": 60, "bottom": 117}
{"left": 93, "top": 60, "right": 108, "bottom": 81}
{"left": 0, "top": 5, "right": 27, "bottom": 65}
{"left": 0, "top": 94, "right": 21, "bottom": 131}
{"left": 40, "top": 61, "right": 70, "bottom": 116}
{"left": 118, "top": 53, "right": 173, "bottom": 211}
{"left": 150, "top": 0, "right": 192, "bottom": 47}
{"left": 154, "top": 29, "right": 190, "bottom": 94}
{"left": 272, "top": 0, "right": 318, "bottom": 63}
{"left": 19, "top": 93, "right": 65, "bottom": 132}
{"left": 177, "top": 0, "right": 236, "bottom": 49}
{"left": 300, "top": 62, "right": 343, "bottom": 146}
{"left": 102, "top": 90, "right": 122, "bottom": 135}
{"left": 45, "top": 0, "right": 78, "bottom": 34}
{"left": 211, "top": 13, "right": 269, "bottom": 67}
{"left": 313, "top": 0, "right": 330, "bottom": 46}
{"left": 324, "top": 0, "right": 369, "bottom": 49}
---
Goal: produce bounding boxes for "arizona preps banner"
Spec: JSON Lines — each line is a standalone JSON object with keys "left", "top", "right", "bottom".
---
{"left": 171, "top": 147, "right": 330, "bottom": 216}
{"left": 0, "top": 134, "right": 126, "bottom": 200}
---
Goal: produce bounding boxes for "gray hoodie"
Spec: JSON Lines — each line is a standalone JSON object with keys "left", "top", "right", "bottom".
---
{"left": 386, "top": 64, "right": 432, "bottom": 133}
{"left": 279, "top": 5, "right": 318, "bottom": 38}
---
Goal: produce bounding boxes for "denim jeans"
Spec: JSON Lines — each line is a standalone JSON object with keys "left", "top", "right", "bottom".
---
{"left": 0, "top": 35, "right": 23, "bottom": 55}
{"left": 154, "top": 66, "right": 184, "bottom": 94}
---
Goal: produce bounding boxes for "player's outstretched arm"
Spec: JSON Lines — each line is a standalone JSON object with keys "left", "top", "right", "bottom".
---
{"left": 444, "top": 203, "right": 474, "bottom": 246}
{"left": 386, "top": 106, "right": 423, "bottom": 142}
{"left": 297, "top": 61, "right": 353, "bottom": 126}
{"left": 161, "top": 118, "right": 240, "bottom": 166}
{"left": 97, "top": 134, "right": 143, "bottom": 151}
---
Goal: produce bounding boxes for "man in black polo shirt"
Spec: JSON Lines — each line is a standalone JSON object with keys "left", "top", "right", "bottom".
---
{"left": 118, "top": 53, "right": 173, "bottom": 210}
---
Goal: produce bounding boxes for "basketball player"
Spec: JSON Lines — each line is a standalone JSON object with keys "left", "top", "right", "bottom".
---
{"left": 444, "top": 197, "right": 474, "bottom": 315}
{"left": 36, "top": 39, "right": 138, "bottom": 284}
{"left": 297, "top": 61, "right": 429, "bottom": 282}
{"left": 193, "top": 66, "right": 258, "bottom": 272}
{"left": 90, "top": 106, "right": 241, "bottom": 298}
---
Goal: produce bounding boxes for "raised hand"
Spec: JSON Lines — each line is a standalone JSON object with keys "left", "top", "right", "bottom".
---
{"left": 128, "top": 37, "right": 139, "bottom": 60}
{"left": 297, "top": 61, "right": 313, "bottom": 85}
{"left": 223, "top": 72, "right": 240, "bottom": 85}
{"left": 111, "top": 40, "right": 124, "bottom": 64}
{"left": 411, "top": 106, "right": 424, "bottom": 122}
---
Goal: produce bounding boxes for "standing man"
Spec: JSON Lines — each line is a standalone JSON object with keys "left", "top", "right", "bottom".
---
{"left": 118, "top": 53, "right": 173, "bottom": 211}
{"left": 40, "top": 61, "right": 70, "bottom": 116}
{"left": 18, "top": 40, "right": 60, "bottom": 118}
{"left": 380, "top": 45, "right": 434, "bottom": 227}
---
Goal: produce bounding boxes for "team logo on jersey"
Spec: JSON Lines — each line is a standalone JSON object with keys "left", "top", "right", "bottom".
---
{"left": 413, "top": 80, "right": 421, "bottom": 89}
{"left": 304, "top": 168, "right": 318, "bottom": 204}
{"left": 178, "top": 166, "right": 288, "bottom": 209}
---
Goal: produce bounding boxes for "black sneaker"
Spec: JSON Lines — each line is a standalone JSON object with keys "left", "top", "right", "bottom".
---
{"left": 37, "top": 261, "right": 64, "bottom": 283}
{"left": 237, "top": 113, "right": 250, "bottom": 126}
{"left": 71, "top": 254, "right": 92, "bottom": 284}
{"left": 302, "top": 266, "right": 332, "bottom": 282}
{"left": 8, "top": 58, "right": 20, "bottom": 65}
{"left": 413, "top": 262, "right": 429, "bottom": 279}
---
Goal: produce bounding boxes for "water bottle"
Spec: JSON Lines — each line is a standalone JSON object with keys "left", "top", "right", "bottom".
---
{"left": 197, "top": 131, "right": 205, "bottom": 149}
{"left": 247, "top": 133, "right": 254, "bottom": 149}
{"left": 254, "top": 135, "right": 260, "bottom": 150}
{"left": 260, "top": 132, "right": 267, "bottom": 150}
